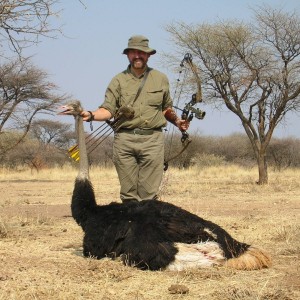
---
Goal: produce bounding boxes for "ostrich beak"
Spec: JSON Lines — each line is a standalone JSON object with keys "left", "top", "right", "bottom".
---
{"left": 57, "top": 105, "right": 74, "bottom": 115}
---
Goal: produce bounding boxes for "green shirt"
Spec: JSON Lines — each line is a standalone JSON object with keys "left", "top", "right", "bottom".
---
{"left": 100, "top": 65, "right": 173, "bottom": 129}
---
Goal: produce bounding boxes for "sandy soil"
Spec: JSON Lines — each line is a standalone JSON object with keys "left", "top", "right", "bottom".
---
{"left": 0, "top": 167, "right": 299, "bottom": 299}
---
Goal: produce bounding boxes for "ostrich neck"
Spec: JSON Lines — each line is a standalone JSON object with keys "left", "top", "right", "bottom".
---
{"left": 75, "top": 115, "right": 89, "bottom": 179}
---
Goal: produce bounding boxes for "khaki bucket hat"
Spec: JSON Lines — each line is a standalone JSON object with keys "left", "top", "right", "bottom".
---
{"left": 123, "top": 35, "right": 156, "bottom": 55}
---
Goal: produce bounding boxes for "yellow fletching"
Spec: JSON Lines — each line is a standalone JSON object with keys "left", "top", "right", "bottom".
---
{"left": 68, "top": 145, "right": 80, "bottom": 162}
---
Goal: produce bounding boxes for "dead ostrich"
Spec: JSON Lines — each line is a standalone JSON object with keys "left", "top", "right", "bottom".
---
{"left": 59, "top": 100, "right": 271, "bottom": 271}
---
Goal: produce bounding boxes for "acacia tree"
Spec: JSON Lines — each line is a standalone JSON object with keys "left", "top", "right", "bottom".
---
{"left": 0, "top": 0, "right": 61, "bottom": 58}
{"left": 165, "top": 6, "right": 300, "bottom": 184}
{"left": 31, "top": 119, "right": 75, "bottom": 150}
{"left": 0, "top": 58, "right": 67, "bottom": 154}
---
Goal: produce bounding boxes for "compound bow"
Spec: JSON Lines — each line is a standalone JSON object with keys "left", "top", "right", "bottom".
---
{"left": 164, "top": 53, "right": 206, "bottom": 169}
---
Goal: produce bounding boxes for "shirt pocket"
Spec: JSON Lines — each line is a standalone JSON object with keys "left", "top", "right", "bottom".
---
{"left": 147, "top": 89, "right": 164, "bottom": 107}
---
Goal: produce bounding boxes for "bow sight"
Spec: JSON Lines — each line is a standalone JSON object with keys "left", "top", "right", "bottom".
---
{"left": 177, "top": 94, "right": 206, "bottom": 122}
{"left": 174, "top": 98, "right": 206, "bottom": 143}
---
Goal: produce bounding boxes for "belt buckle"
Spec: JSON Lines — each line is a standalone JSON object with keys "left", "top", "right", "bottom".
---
{"left": 132, "top": 128, "right": 153, "bottom": 135}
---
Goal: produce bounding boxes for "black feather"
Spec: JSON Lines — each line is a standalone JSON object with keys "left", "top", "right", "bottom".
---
{"left": 72, "top": 178, "right": 249, "bottom": 270}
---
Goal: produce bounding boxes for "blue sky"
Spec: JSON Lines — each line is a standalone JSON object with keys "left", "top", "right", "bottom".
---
{"left": 27, "top": 0, "right": 300, "bottom": 138}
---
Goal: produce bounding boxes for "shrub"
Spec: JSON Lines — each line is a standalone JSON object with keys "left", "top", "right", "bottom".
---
{"left": 190, "top": 153, "right": 226, "bottom": 168}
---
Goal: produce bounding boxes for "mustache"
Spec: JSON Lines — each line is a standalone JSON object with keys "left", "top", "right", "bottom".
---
{"left": 133, "top": 58, "right": 145, "bottom": 63}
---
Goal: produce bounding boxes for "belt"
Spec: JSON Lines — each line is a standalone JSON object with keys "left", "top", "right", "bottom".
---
{"left": 117, "top": 128, "right": 162, "bottom": 135}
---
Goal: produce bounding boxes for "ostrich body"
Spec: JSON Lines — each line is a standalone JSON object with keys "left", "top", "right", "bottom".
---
{"left": 59, "top": 101, "right": 271, "bottom": 271}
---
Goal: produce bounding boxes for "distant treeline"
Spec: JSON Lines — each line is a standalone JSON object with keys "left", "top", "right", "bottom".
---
{"left": 1, "top": 131, "right": 299, "bottom": 172}
{"left": 165, "top": 133, "right": 300, "bottom": 171}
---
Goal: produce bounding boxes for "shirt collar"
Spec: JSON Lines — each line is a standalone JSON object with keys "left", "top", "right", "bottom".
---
{"left": 127, "top": 64, "right": 149, "bottom": 78}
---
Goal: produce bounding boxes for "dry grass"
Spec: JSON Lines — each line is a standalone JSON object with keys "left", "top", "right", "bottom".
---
{"left": 0, "top": 165, "right": 299, "bottom": 300}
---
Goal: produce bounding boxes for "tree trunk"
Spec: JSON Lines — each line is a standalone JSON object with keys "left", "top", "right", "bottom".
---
{"left": 257, "top": 151, "right": 268, "bottom": 185}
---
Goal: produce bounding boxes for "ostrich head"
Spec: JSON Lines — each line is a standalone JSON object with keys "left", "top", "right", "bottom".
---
{"left": 58, "top": 100, "right": 83, "bottom": 116}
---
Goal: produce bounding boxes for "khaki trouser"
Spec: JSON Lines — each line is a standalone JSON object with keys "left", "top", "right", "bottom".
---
{"left": 112, "top": 131, "right": 164, "bottom": 202}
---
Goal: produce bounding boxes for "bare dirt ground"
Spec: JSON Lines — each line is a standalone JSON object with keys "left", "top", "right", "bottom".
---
{"left": 0, "top": 166, "right": 299, "bottom": 300}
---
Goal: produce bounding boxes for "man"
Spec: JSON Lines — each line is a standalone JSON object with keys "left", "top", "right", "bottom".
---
{"left": 81, "top": 35, "right": 189, "bottom": 202}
